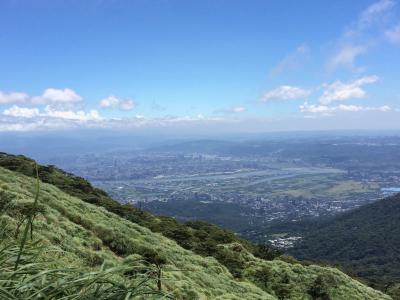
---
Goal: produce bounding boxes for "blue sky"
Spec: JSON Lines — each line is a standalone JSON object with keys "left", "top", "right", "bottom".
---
{"left": 0, "top": 0, "right": 399, "bottom": 132}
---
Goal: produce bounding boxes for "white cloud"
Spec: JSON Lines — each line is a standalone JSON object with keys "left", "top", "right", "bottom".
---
{"left": 300, "top": 102, "right": 392, "bottom": 114}
{"left": 99, "top": 96, "right": 119, "bottom": 108}
{"left": 300, "top": 103, "right": 333, "bottom": 114}
{"left": 2, "top": 105, "right": 101, "bottom": 122}
{"left": 374, "top": 105, "right": 392, "bottom": 112}
{"left": 0, "top": 106, "right": 228, "bottom": 131}
{"left": 0, "top": 88, "right": 83, "bottom": 107}
{"left": 270, "top": 44, "right": 309, "bottom": 77}
{"left": 99, "top": 95, "right": 135, "bottom": 111}
{"left": 328, "top": 45, "right": 367, "bottom": 70}
{"left": 31, "top": 88, "right": 83, "bottom": 104}
{"left": 0, "top": 107, "right": 398, "bottom": 132}
{"left": 358, "top": 0, "right": 396, "bottom": 29}
{"left": 262, "top": 86, "right": 311, "bottom": 102}
{"left": 44, "top": 106, "right": 101, "bottom": 121}
{"left": 327, "top": 0, "right": 396, "bottom": 72}
{"left": 0, "top": 91, "right": 29, "bottom": 104}
{"left": 3, "top": 105, "right": 40, "bottom": 118}
{"left": 319, "top": 75, "right": 379, "bottom": 104}
{"left": 231, "top": 106, "right": 246, "bottom": 113}
{"left": 385, "top": 24, "right": 400, "bottom": 44}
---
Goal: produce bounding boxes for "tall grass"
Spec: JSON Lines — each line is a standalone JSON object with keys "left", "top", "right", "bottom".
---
{"left": 0, "top": 241, "right": 169, "bottom": 299}
{"left": 14, "top": 163, "right": 40, "bottom": 270}
{"left": 0, "top": 163, "right": 171, "bottom": 299}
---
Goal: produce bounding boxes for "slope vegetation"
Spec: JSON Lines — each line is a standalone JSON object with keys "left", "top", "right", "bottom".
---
{"left": 289, "top": 193, "right": 400, "bottom": 290}
{"left": 0, "top": 154, "right": 392, "bottom": 299}
{"left": 0, "top": 152, "right": 280, "bottom": 267}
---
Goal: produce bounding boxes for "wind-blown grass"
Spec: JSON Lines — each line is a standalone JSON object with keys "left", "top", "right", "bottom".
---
{"left": 0, "top": 240, "right": 168, "bottom": 299}
{"left": 0, "top": 164, "right": 392, "bottom": 299}
{"left": 14, "top": 163, "right": 40, "bottom": 270}
{"left": 0, "top": 164, "right": 167, "bottom": 300}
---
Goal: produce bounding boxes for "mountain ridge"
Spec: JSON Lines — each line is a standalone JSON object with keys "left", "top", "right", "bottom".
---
{"left": 289, "top": 192, "right": 400, "bottom": 290}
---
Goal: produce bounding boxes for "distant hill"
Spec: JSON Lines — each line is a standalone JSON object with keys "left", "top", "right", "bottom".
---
{"left": 289, "top": 193, "right": 400, "bottom": 291}
{"left": 0, "top": 152, "right": 391, "bottom": 299}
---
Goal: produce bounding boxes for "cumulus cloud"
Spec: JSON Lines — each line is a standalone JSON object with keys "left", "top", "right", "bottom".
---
{"left": 99, "top": 95, "right": 135, "bottom": 111}
{"left": 319, "top": 75, "right": 379, "bottom": 104}
{"left": 0, "top": 115, "right": 100, "bottom": 132}
{"left": 385, "top": 24, "right": 400, "bottom": 44}
{"left": 262, "top": 86, "right": 311, "bottom": 102}
{"left": 44, "top": 106, "right": 101, "bottom": 121}
{"left": 0, "top": 88, "right": 83, "bottom": 106}
{"left": 300, "top": 102, "right": 392, "bottom": 114}
{"left": 0, "top": 105, "right": 227, "bottom": 132}
{"left": 2, "top": 105, "right": 101, "bottom": 121}
{"left": 31, "top": 88, "right": 83, "bottom": 105}
{"left": 3, "top": 105, "right": 40, "bottom": 118}
{"left": 0, "top": 91, "right": 29, "bottom": 104}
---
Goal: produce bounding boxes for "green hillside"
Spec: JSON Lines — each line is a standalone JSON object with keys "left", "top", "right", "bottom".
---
{"left": 288, "top": 193, "right": 400, "bottom": 294}
{"left": 0, "top": 152, "right": 281, "bottom": 272}
{"left": 0, "top": 155, "right": 392, "bottom": 299}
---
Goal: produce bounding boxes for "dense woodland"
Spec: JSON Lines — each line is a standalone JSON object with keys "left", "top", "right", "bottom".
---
{"left": 288, "top": 194, "right": 400, "bottom": 292}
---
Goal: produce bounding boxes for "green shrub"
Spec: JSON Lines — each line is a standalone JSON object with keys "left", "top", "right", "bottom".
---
{"left": 215, "top": 244, "right": 246, "bottom": 279}
{"left": 253, "top": 266, "right": 272, "bottom": 288}
{"left": 0, "top": 190, "right": 13, "bottom": 215}
{"left": 307, "top": 275, "right": 336, "bottom": 300}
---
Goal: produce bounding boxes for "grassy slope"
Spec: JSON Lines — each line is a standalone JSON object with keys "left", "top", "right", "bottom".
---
{"left": 0, "top": 166, "right": 391, "bottom": 299}
{"left": 1, "top": 166, "right": 271, "bottom": 300}
{"left": 0, "top": 153, "right": 280, "bottom": 265}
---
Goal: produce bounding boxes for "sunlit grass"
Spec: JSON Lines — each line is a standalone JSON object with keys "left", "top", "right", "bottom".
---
{"left": 0, "top": 164, "right": 392, "bottom": 299}
{"left": 0, "top": 163, "right": 167, "bottom": 300}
